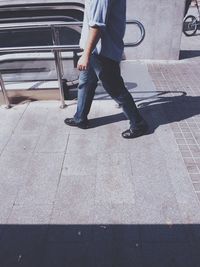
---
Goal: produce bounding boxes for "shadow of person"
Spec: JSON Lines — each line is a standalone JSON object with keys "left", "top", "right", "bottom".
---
{"left": 138, "top": 94, "right": 200, "bottom": 134}
{"left": 89, "top": 112, "right": 126, "bottom": 128}
{"left": 88, "top": 93, "right": 200, "bottom": 134}
{"left": 125, "top": 82, "right": 138, "bottom": 90}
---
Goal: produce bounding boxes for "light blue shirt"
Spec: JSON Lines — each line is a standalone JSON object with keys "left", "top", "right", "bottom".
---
{"left": 79, "top": 0, "right": 126, "bottom": 62}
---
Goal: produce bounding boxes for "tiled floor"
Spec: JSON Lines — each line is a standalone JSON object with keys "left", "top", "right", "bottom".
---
{"left": 148, "top": 57, "right": 200, "bottom": 202}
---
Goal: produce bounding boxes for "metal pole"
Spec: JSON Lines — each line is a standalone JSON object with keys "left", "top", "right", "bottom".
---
{"left": 0, "top": 45, "right": 80, "bottom": 53}
{"left": 51, "top": 25, "right": 66, "bottom": 109}
{"left": 125, "top": 20, "right": 145, "bottom": 47}
{"left": 0, "top": 73, "right": 11, "bottom": 108}
{"left": 53, "top": 25, "right": 64, "bottom": 77}
{"left": 73, "top": 51, "right": 79, "bottom": 68}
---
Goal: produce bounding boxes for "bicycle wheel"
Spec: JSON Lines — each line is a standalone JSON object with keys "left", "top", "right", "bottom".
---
{"left": 183, "top": 15, "right": 198, "bottom": 36}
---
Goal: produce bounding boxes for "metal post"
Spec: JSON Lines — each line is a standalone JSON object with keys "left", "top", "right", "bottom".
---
{"left": 53, "top": 25, "right": 64, "bottom": 78}
{"left": 73, "top": 51, "right": 79, "bottom": 68}
{"left": 0, "top": 73, "right": 11, "bottom": 108}
{"left": 51, "top": 25, "right": 66, "bottom": 109}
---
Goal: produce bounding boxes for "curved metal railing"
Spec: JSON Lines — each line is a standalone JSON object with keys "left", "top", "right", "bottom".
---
{"left": 126, "top": 20, "right": 145, "bottom": 47}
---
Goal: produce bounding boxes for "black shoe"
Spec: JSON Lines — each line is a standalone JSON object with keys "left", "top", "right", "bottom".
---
{"left": 64, "top": 118, "right": 89, "bottom": 129}
{"left": 122, "top": 120, "right": 148, "bottom": 139}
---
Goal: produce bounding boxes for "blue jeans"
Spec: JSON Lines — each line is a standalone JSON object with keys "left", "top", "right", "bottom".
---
{"left": 74, "top": 54, "right": 143, "bottom": 128}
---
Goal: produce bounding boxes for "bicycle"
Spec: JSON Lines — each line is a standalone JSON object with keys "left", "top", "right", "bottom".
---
{"left": 183, "top": 0, "right": 200, "bottom": 36}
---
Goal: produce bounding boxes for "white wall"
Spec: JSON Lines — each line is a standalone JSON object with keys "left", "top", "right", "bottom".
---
{"left": 125, "top": 0, "right": 186, "bottom": 59}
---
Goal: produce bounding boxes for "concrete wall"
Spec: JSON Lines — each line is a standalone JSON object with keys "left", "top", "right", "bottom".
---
{"left": 125, "top": 0, "right": 186, "bottom": 60}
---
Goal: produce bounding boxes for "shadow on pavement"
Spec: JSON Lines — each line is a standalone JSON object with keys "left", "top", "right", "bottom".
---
{"left": 138, "top": 94, "right": 200, "bottom": 132}
{"left": 88, "top": 93, "right": 200, "bottom": 133}
{"left": 0, "top": 224, "right": 200, "bottom": 267}
{"left": 89, "top": 112, "right": 126, "bottom": 128}
{"left": 9, "top": 96, "right": 38, "bottom": 105}
{"left": 68, "top": 82, "right": 138, "bottom": 101}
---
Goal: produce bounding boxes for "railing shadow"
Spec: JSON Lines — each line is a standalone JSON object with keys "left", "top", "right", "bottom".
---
{"left": 0, "top": 224, "right": 200, "bottom": 267}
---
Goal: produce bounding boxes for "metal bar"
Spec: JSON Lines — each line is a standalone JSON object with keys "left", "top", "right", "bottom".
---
{"left": 125, "top": 20, "right": 145, "bottom": 47}
{"left": 73, "top": 51, "right": 79, "bottom": 68}
{"left": 0, "top": 22, "right": 83, "bottom": 30}
{"left": 0, "top": 15, "right": 80, "bottom": 23}
{"left": 0, "top": 4, "right": 84, "bottom": 13}
{"left": 51, "top": 25, "right": 66, "bottom": 109}
{"left": 53, "top": 51, "right": 66, "bottom": 108}
{"left": 0, "top": 20, "right": 144, "bottom": 47}
{"left": 0, "top": 45, "right": 81, "bottom": 53}
{"left": 196, "top": 0, "right": 200, "bottom": 16}
{"left": 53, "top": 26, "right": 64, "bottom": 77}
{"left": 0, "top": 73, "right": 11, "bottom": 108}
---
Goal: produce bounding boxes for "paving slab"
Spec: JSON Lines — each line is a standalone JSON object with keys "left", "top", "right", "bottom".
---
{"left": 3, "top": 134, "right": 39, "bottom": 154}
{"left": 13, "top": 101, "right": 50, "bottom": 136}
{"left": 7, "top": 204, "right": 53, "bottom": 224}
{"left": 15, "top": 152, "right": 64, "bottom": 205}
{"left": 0, "top": 151, "right": 32, "bottom": 186}
{"left": 0, "top": 202, "right": 14, "bottom": 224}
{"left": 51, "top": 175, "right": 95, "bottom": 224}
{"left": 63, "top": 152, "right": 97, "bottom": 176}
{"left": 95, "top": 153, "right": 135, "bottom": 205}
{"left": 0, "top": 104, "right": 28, "bottom": 154}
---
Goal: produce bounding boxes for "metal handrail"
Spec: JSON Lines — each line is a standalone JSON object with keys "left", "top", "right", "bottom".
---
{"left": 0, "top": 20, "right": 145, "bottom": 108}
{"left": 0, "top": 15, "right": 81, "bottom": 24}
{"left": 126, "top": 20, "right": 145, "bottom": 47}
{"left": 0, "top": 2, "right": 84, "bottom": 12}
{"left": 0, "top": 45, "right": 81, "bottom": 53}
{"left": 0, "top": 21, "right": 83, "bottom": 108}
{"left": 0, "top": 21, "right": 82, "bottom": 30}
{"left": 0, "top": 20, "right": 145, "bottom": 47}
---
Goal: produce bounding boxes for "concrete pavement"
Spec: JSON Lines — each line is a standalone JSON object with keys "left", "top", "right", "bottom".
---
{"left": 1, "top": 56, "right": 200, "bottom": 265}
